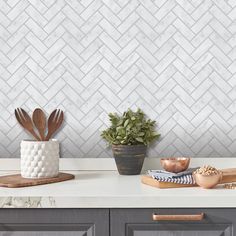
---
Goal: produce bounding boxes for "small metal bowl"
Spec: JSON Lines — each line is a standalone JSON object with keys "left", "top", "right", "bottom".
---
{"left": 160, "top": 158, "right": 190, "bottom": 173}
{"left": 193, "top": 172, "right": 222, "bottom": 189}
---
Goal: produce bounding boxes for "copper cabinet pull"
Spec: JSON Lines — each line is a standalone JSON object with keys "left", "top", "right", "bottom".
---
{"left": 152, "top": 213, "right": 204, "bottom": 221}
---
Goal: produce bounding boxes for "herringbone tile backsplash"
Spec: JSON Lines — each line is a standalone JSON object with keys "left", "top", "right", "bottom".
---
{"left": 0, "top": 0, "right": 236, "bottom": 158}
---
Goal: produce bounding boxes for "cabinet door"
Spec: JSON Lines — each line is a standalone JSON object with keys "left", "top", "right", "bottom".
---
{"left": 0, "top": 224, "right": 93, "bottom": 236}
{"left": 111, "top": 209, "right": 234, "bottom": 236}
{"left": 0, "top": 209, "right": 109, "bottom": 236}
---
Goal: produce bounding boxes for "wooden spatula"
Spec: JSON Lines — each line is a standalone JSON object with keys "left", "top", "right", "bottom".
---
{"left": 45, "top": 109, "right": 64, "bottom": 141}
{"left": 15, "top": 108, "right": 40, "bottom": 141}
{"left": 32, "top": 108, "right": 46, "bottom": 141}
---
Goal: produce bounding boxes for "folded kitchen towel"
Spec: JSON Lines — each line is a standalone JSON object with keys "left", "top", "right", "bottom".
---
{"left": 148, "top": 168, "right": 198, "bottom": 185}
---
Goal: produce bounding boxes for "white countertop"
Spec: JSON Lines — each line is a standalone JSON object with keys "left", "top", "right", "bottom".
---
{"left": 0, "top": 170, "right": 236, "bottom": 208}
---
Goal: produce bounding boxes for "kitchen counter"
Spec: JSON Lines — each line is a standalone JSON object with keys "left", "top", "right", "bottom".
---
{"left": 0, "top": 170, "right": 235, "bottom": 208}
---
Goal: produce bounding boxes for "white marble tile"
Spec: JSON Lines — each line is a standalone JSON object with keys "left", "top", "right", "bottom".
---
{"left": 0, "top": 0, "right": 236, "bottom": 158}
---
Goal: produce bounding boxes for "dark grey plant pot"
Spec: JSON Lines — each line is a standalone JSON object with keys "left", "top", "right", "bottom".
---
{"left": 112, "top": 144, "right": 147, "bottom": 175}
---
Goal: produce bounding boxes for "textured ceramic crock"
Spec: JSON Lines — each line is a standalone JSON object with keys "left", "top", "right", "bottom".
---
{"left": 21, "top": 139, "right": 59, "bottom": 178}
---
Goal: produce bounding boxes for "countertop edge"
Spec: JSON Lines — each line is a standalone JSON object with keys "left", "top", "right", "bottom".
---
{"left": 0, "top": 196, "right": 235, "bottom": 208}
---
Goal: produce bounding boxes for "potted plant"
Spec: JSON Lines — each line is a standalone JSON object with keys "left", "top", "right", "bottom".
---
{"left": 101, "top": 108, "right": 160, "bottom": 175}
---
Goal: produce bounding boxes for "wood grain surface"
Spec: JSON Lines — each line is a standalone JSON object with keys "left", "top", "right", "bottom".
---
{"left": 0, "top": 172, "right": 75, "bottom": 188}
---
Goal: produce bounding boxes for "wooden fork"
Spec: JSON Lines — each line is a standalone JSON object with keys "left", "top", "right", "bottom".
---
{"left": 45, "top": 109, "right": 64, "bottom": 141}
{"left": 15, "top": 108, "right": 41, "bottom": 141}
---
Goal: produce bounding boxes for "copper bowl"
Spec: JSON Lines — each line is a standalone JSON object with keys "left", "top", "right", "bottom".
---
{"left": 160, "top": 158, "right": 190, "bottom": 173}
{"left": 193, "top": 172, "right": 222, "bottom": 189}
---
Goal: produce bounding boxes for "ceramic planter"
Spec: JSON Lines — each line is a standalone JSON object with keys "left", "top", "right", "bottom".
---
{"left": 112, "top": 145, "right": 147, "bottom": 175}
{"left": 21, "top": 139, "right": 59, "bottom": 178}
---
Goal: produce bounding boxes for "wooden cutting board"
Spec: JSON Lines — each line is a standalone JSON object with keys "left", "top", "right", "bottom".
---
{"left": 141, "top": 168, "right": 236, "bottom": 189}
{"left": 0, "top": 172, "right": 75, "bottom": 188}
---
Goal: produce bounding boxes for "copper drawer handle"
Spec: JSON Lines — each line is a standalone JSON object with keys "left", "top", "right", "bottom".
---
{"left": 152, "top": 213, "right": 204, "bottom": 221}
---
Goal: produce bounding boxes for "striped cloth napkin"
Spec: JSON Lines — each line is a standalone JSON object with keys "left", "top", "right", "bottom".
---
{"left": 148, "top": 168, "right": 198, "bottom": 185}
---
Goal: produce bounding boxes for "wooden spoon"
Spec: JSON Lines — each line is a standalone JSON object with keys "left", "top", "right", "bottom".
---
{"left": 45, "top": 109, "right": 64, "bottom": 141}
{"left": 15, "top": 108, "right": 41, "bottom": 141}
{"left": 32, "top": 108, "right": 46, "bottom": 141}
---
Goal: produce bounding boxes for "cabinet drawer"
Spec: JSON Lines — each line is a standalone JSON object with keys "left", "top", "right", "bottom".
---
{"left": 111, "top": 209, "right": 235, "bottom": 236}
{"left": 0, "top": 209, "right": 109, "bottom": 236}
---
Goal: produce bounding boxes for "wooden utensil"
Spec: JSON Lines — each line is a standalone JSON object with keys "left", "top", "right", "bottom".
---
{"left": 32, "top": 108, "right": 46, "bottom": 141}
{"left": 45, "top": 109, "right": 64, "bottom": 141}
{"left": 15, "top": 108, "right": 40, "bottom": 141}
{"left": 141, "top": 168, "right": 236, "bottom": 189}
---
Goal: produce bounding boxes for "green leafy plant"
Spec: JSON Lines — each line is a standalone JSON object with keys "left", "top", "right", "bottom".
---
{"left": 101, "top": 108, "right": 160, "bottom": 146}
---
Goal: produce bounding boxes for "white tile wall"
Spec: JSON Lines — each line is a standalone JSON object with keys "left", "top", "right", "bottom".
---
{"left": 0, "top": 0, "right": 236, "bottom": 158}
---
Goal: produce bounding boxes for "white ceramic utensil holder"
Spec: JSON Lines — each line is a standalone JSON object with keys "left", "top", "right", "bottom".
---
{"left": 21, "top": 139, "right": 59, "bottom": 178}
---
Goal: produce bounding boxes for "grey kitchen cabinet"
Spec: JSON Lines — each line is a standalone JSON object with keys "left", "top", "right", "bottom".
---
{"left": 0, "top": 209, "right": 109, "bottom": 236}
{"left": 111, "top": 209, "right": 235, "bottom": 236}
{"left": 0, "top": 208, "right": 235, "bottom": 236}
